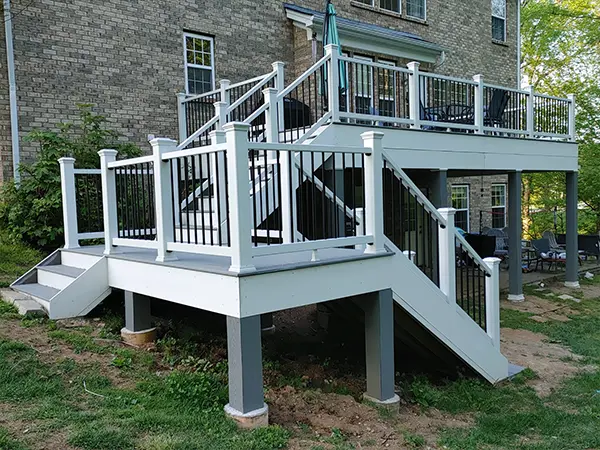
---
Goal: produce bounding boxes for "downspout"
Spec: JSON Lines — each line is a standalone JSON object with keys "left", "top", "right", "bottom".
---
{"left": 3, "top": 0, "right": 20, "bottom": 184}
{"left": 516, "top": 0, "right": 521, "bottom": 88}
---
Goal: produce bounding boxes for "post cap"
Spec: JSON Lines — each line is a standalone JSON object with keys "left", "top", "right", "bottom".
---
{"left": 149, "top": 137, "right": 177, "bottom": 149}
{"left": 272, "top": 61, "right": 285, "bottom": 70}
{"left": 472, "top": 74, "right": 484, "bottom": 82}
{"left": 222, "top": 122, "right": 251, "bottom": 132}
{"left": 220, "top": 79, "right": 231, "bottom": 88}
{"left": 324, "top": 43, "right": 339, "bottom": 54}
{"left": 437, "top": 207, "right": 457, "bottom": 216}
{"left": 98, "top": 149, "right": 118, "bottom": 157}
{"left": 262, "top": 87, "right": 278, "bottom": 96}
{"left": 360, "top": 131, "right": 385, "bottom": 140}
{"left": 58, "top": 157, "right": 76, "bottom": 164}
{"left": 407, "top": 61, "right": 420, "bottom": 70}
{"left": 483, "top": 257, "right": 502, "bottom": 264}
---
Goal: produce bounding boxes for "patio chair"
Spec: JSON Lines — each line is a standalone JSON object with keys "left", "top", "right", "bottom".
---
{"left": 484, "top": 89, "right": 510, "bottom": 129}
{"left": 486, "top": 228, "right": 509, "bottom": 259}
{"left": 532, "top": 238, "right": 566, "bottom": 272}
{"left": 542, "top": 230, "right": 564, "bottom": 252}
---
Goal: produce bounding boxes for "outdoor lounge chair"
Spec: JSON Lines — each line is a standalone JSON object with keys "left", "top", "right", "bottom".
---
{"left": 486, "top": 228, "right": 509, "bottom": 259}
{"left": 532, "top": 238, "right": 566, "bottom": 272}
{"left": 557, "top": 233, "right": 600, "bottom": 263}
{"left": 484, "top": 89, "right": 510, "bottom": 128}
{"left": 542, "top": 230, "right": 565, "bottom": 252}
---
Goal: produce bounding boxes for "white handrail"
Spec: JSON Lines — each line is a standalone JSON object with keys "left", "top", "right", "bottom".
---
{"left": 107, "top": 155, "right": 154, "bottom": 169}
{"left": 249, "top": 141, "right": 367, "bottom": 154}
{"left": 227, "top": 71, "right": 277, "bottom": 113}
{"left": 533, "top": 92, "right": 571, "bottom": 102}
{"left": 277, "top": 54, "right": 330, "bottom": 101}
{"left": 163, "top": 143, "right": 228, "bottom": 161}
{"left": 177, "top": 115, "right": 219, "bottom": 150}
{"left": 419, "top": 71, "right": 478, "bottom": 86}
{"left": 181, "top": 88, "right": 221, "bottom": 104}
{"left": 244, "top": 102, "right": 269, "bottom": 125}
{"left": 483, "top": 82, "right": 528, "bottom": 95}
{"left": 339, "top": 55, "right": 411, "bottom": 74}
{"left": 455, "top": 232, "right": 493, "bottom": 276}
{"left": 228, "top": 73, "right": 273, "bottom": 91}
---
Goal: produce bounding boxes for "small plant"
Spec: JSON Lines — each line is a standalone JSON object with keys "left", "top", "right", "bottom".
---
{"left": 403, "top": 431, "right": 426, "bottom": 448}
{"left": 111, "top": 354, "right": 133, "bottom": 369}
{"left": 165, "top": 370, "right": 227, "bottom": 409}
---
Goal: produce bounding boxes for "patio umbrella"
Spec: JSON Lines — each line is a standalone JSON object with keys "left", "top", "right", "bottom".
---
{"left": 323, "top": 0, "right": 346, "bottom": 92}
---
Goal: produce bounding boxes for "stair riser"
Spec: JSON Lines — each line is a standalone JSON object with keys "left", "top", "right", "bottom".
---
{"left": 37, "top": 270, "right": 74, "bottom": 291}
{"left": 60, "top": 251, "right": 101, "bottom": 270}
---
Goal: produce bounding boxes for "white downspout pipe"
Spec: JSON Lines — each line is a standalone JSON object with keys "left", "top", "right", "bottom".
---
{"left": 4, "top": 0, "right": 20, "bottom": 184}
{"left": 516, "top": 0, "right": 521, "bottom": 88}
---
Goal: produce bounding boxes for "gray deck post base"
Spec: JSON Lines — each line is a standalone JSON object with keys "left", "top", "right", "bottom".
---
{"left": 508, "top": 171, "right": 524, "bottom": 302}
{"left": 124, "top": 291, "right": 152, "bottom": 332}
{"left": 362, "top": 289, "right": 400, "bottom": 411}
{"left": 565, "top": 171, "right": 580, "bottom": 288}
{"left": 431, "top": 169, "right": 449, "bottom": 208}
{"left": 225, "top": 315, "right": 268, "bottom": 428}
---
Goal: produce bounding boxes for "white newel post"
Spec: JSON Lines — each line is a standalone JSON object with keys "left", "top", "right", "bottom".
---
{"left": 220, "top": 79, "right": 231, "bottom": 107}
{"left": 214, "top": 101, "right": 228, "bottom": 131}
{"left": 263, "top": 87, "right": 279, "bottom": 144}
{"left": 484, "top": 257, "right": 501, "bottom": 348}
{"left": 224, "top": 122, "right": 256, "bottom": 273}
{"left": 361, "top": 131, "right": 385, "bottom": 255}
{"left": 150, "top": 138, "right": 178, "bottom": 263}
{"left": 567, "top": 93, "right": 576, "bottom": 142}
{"left": 176, "top": 93, "right": 187, "bottom": 144}
{"left": 98, "top": 149, "right": 119, "bottom": 255}
{"left": 59, "top": 157, "right": 79, "bottom": 249}
{"left": 437, "top": 207, "right": 457, "bottom": 304}
{"left": 473, "top": 75, "right": 484, "bottom": 134}
{"left": 273, "top": 61, "right": 285, "bottom": 130}
{"left": 407, "top": 62, "right": 421, "bottom": 129}
{"left": 324, "top": 44, "right": 340, "bottom": 122}
{"left": 210, "top": 130, "right": 228, "bottom": 245}
{"left": 526, "top": 86, "right": 535, "bottom": 138}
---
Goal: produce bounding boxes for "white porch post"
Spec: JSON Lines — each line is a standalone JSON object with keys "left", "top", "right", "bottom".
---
{"left": 224, "top": 122, "right": 256, "bottom": 273}
{"left": 176, "top": 93, "right": 187, "bottom": 143}
{"left": 567, "top": 94, "right": 576, "bottom": 142}
{"left": 473, "top": 74, "right": 484, "bottom": 134}
{"left": 361, "top": 131, "right": 385, "bottom": 255}
{"left": 407, "top": 62, "right": 421, "bottom": 130}
{"left": 263, "top": 87, "right": 279, "bottom": 144}
{"left": 484, "top": 257, "right": 501, "bottom": 348}
{"left": 526, "top": 86, "right": 535, "bottom": 138}
{"left": 215, "top": 101, "right": 228, "bottom": 131}
{"left": 220, "top": 79, "right": 231, "bottom": 107}
{"left": 150, "top": 138, "right": 178, "bottom": 263}
{"left": 324, "top": 44, "right": 340, "bottom": 122}
{"left": 438, "top": 207, "right": 457, "bottom": 304}
{"left": 59, "top": 157, "right": 79, "bottom": 249}
{"left": 98, "top": 149, "right": 119, "bottom": 255}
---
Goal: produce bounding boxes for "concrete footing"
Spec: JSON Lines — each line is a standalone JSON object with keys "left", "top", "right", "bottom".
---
{"left": 564, "top": 281, "right": 581, "bottom": 289}
{"left": 507, "top": 294, "right": 525, "bottom": 303}
{"left": 121, "top": 327, "right": 156, "bottom": 345}
{"left": 224, "top": 403, "right": 269, "bottom": 429}
{"left": 363, "top": 393, "right": 401, "bottom": 413}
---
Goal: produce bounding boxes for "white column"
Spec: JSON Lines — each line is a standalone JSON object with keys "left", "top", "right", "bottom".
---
{"left": 473, "top": 74, "right": 484, "bottom": 134}
{"left": 59, "top": 157, "right": 79, "bottom": 249}
{"left": 526, "top": 86, "right": 535, "bottom": 138}
{"left": 150, "top": 138, "right": 178, "bottom": 263}
{"left": 272, "top": 61, "right": 286, "bottom": 132}
{"left": 98, "top": 149, "right": 119, "bottom": 255}
{"left": 210, "top": 130, "right": 229, "bottom": 245}
{"left": 438, "top": 207, "right": 457, "bottom": 304}
{"left": 567, "top": 94, "right": 576, "bottom": 142}
{"left": 176, "top": 93, "right": 187, "bottom": 144}
{"left": 224, "top": 122, "right": 256, "bottom": 273}
{"left": 361, "top": 131, "right": 385, "bottom": 255}
{"left": 263, "top": 87, "right": 279, "bottom": 144}
{"left": 220, "top": 79, "right": 231, "bottom": 107}
{"left": 324, "top": 44, "right": 340, "bottom": 122}
{"left": 484, "top": 257, "right": 501, "bottom": 348}
{"left": 215, "top": 101, "right": 228, "bottom": 131}
{"left": 407, "top": 62, "right": 421, "bottom": 129}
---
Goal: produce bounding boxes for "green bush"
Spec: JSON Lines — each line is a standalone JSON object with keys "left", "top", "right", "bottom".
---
{"left": 0, "top": 105, "right": 141, "bottom": 249}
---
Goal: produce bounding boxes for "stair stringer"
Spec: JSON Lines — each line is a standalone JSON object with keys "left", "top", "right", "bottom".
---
{"left": 48, "top": 255, "right": 111, "bottom": 320}
{"left": 385, "top": 237, "right": 508, "bottom": 383}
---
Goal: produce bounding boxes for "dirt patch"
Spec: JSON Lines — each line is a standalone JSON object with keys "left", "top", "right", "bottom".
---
{"left": 501, "top": 328, "right": 587, "bottom": 396}
{"left": 502, "top": 295, "right": 576, "bottom": 322}
{"left": 268, "top": 386, "right": 472, "bottom": 449}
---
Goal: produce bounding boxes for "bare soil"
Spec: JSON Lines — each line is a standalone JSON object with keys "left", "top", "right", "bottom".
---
{"left": 502, "top": 294, "right": 577, "bottom": 322}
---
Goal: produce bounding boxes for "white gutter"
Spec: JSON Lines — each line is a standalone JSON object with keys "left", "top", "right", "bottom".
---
{"left": 3, "top": 0, "right": 20, "bottom": 184}
{"left": 516, "top": 0, "right": 521, "bottom": 88}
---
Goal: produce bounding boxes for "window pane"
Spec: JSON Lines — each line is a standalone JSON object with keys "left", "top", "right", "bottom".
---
{"left": 188, "top": 67, "right": 212, "bottom": 95}
{"left": 380, "top": 0, "right": 399, "bottom": 12}
{"left": 492, "top": 0, "right": 506, "bottom": 18}
{"left": 406, "top": 0, "right": 426, "bottom": 19}
{"left": 451, "top": 186, "right": 469, "bottom": 211}
{"left": 492, "top": 16, "right": 506, "bottom": 41}
{"left": 492, "top": 208, "right": 505, "bottom": 228}
{"left": 491, "top": 185, "right": 505, "bottom": 207}
{"left": 455, "top": 211, "right": 469, "bottom": 231}
{"left": 355, "top": 0, "right": 372, "bottom": 5}
{"left": 186, "top": 37, "right": 194, "bottom": 50}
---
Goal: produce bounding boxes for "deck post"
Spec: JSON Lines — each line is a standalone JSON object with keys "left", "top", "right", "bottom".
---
{"left": 273, "top": 61, "right": 285, "bottom": 129}
{"left": 565, "top": 171, "right": 580, "bottom": 288}
{"left": 508, "top": 170, "right": 524, "bottom": 301}
{"left": 263, "top": 87, "right": 279, "bottom": 144}
{"left": 220, "top": 79, "right": 231, "bottom": 108}
{"left": 324, "top": 44, "right": 340, "bottom": 122}
{"left": 176, "top": 93, "right": 187, "bottom": 143}
{"left": 473, "top": 75, "right": 484, "bottom": 134}
{"left": 362, "top": 289, "right": 400, "bottom": 410}
{"left": 98, "top": 149, "right": 119, "bottom": 255}
{"left": 150, "top": 138, "right": 178, "bottom": 263}
{"left": 225, "top": 315, "right": 268, "bottom": 428}
{"left": 484, "top": 257, "right": 501, "bottom": 348}
{"left": 224, "top": 122, "right": 256, "bottom": 273}
{"left": 438, "top": 207, "right": 457, "bottom": 304}
{"left": 59, "top": 157, "right": 79, "bottom": 249}
{"left": 362, "top": 131, "right": 385, "bottom": 254}
{"left": 526, "top": 86, "right": 535, "bottom": 138}
{"left": 120, "top": 291, "right": 156, "bottom": 344}
{"left": 430, "top": 169, "right": 448, "bottom": 208}
{"left": 407, "top": 61, "right": 421, "bottom": 129}
{"left": 567, "top": 94, "right": 576, "bottom": 142}
{"left": 214, "top": 101, "right": 228, "bottom": 131}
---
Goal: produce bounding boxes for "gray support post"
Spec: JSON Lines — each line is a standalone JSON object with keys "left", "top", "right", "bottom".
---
{"left": 124, "top": 292, "right": 152, "bottom": 332}
{"left": 225, "top": 315, "right": 268, "bottom": 428}
{"left": 565, "top": 171, "right": 580, "bottom": 288}
{"left": 508, "top": 171, "right": 524, "bottom": 302}
{"left": 260, "top": 313, "right": 274, "bottom": 332}
{"left": 363, "top": 289, "right": 400, "bottom": 409}
{"left": 431, "top": 169, "right": 448, "bottom": 207}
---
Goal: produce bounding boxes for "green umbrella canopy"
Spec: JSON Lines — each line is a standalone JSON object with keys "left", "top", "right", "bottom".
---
{"left": 323, "top": 0, "right": 346, "bottom": 92}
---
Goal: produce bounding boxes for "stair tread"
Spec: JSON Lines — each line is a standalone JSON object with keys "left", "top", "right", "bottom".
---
{"left": 38, "top": 264, "right": 84, "bottom": 278}
{"left": 14, "top": 283, "right": 60, "bottom": 302}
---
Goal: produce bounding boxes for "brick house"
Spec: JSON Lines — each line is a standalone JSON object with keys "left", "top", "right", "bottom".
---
{"left": 1, "top": 0, "right": 518, "bottom": 231}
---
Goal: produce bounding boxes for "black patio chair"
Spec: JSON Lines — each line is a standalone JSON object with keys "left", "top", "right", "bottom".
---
{"left": 484, "top": 89, "right": 510, "bottom": 128}
{"left": 532, "top": 238, "right": 566, "bottom": 272}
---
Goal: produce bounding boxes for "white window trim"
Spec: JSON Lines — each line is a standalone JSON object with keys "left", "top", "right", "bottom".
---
{"left": 452, "top": 185, "right": 470, "bottom": 232}
{"left": 356, "top": 0, "right": 402, "bottom": 15}
{"left": 491, "top": 183, "right": 507, "bottom": 228}
{"left": 183, "top": 32, "right": 216, "bottom": 95}
{"left": 491, "top": 0, "right": 507, "bottom": 42}
{"left": 405, "top": 0, "right": 427, "bottom": 21}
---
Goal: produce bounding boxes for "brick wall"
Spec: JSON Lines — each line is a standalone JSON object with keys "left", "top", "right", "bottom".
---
{"left": 0, "top": 4, "right": 10, "bottom": 183}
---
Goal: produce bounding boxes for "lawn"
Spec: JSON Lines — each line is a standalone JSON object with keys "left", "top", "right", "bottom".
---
{"left": 0, "top": 232, "right": 42, "bottom": 287}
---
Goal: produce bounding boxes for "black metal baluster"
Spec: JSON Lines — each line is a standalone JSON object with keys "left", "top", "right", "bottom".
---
{"left": 191, "top": 155, "right": 199, "bottom": 245}
{"left": 198, "top": 154, "right": 206, "bottom": 245}
{"left": 251, "top": 151, "right": 258, "bottom": 246}
{"left": 206, "top": 154, "right": 215, "bottom": 246}
{"left": 263, "top": 149, "right": 270, "bottom": 245}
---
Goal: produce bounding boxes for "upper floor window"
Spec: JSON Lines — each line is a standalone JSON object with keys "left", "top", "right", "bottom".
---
{"left": 406, "top": 0, "right": 426, "bottom": 20}
{"left": 491, "top": 0, "right": 506, "bottom": 42}
{"left": 379, "top": 0, "right": 400, "bottom": 13}
{"left": 354, "top": 0, "right": 425, "bottom": 18}
{"left": 184, "top": 33, "right": 215, "bottom": 95}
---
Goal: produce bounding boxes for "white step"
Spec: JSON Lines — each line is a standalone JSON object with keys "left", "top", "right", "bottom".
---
{"left": 60, "top": 250, "right": 102, "bottom": 270}
{"left": 14, "top": 283, "right": 58, "bottom": 305}
{"left": 37, "top": 265, "right": 84, "bottom": 290}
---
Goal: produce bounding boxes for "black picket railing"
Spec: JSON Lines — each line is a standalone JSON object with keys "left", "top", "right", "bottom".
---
{"left": 75, "top": 172, "right": 103, "bottom": 235}
{"left": 534, "top": 95, "right": 570, "bottom": 136}
{"left": 115, "top": 164, "right": 156, "bottom": 240}
{"left": 456, "top": 238, "right": 488, "bottom": 330}
{"left": 183, "top": 91, "right": 221, "bottom": 148}
{"left": 483, "top": 86, "right": 528, "bottom": 133}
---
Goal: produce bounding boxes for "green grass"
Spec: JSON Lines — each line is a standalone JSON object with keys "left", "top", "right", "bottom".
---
{"left": 0, "top": 233, "right": 42, "bottom": 287}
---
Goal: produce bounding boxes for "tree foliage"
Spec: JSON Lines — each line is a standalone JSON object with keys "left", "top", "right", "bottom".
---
{"left": 0, "top": 105, "right": 141, "bottom": 249}
{"left": 521, "top": 0, "right": 600, "bottom": 236}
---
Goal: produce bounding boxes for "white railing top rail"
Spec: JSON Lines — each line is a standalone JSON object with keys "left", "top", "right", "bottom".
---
{"left": 243, "top": 102, "right": 269, "bottom": 125}
{"left": 251, "top": 235, "right": 373, "bottom": 257}
{"left": 533, "top": 92, "right": 572, "bottom": 102}
{"left": 73, "top": 168, "right": 102, "bottom": 175}
{"left": 277, "top": 53, "right": 330, "bottom": 101}
{"left": 107, "top": 155, "right": 154, "bottom": 169}
{"left": 482, "top": 82, "right": 528, "bottom": 95}
{"left": 419, "top": 71, "right": 478, "bottom": 86}
{"left": 249, "top": 141, "right": 368, "bottom": 154}
{"left": 227, "top": 71, "right": 277, "bottom": 113}
{"left": 163, "top": 142, "right": 228, "bottom": 161}
{"left": 228, "top": 72, "right": 273, "bottom": 91}
{"left": 339, "top": 55, "right": 412, "bottom": 74}
{"left": 455, "top": 232, "right": 493, "bottom": 276}
{"left": 181, "top": 87, "right": 221, "bottom": 104}
{"left": 177, "top": 115, "right": 219, "bottom": 150}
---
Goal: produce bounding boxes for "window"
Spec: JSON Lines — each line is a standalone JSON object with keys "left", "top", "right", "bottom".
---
{"left": 491, "top": 184, "right": 506, "bottom": 228}
{"left": 353, "top": 55, "right": 374, "bottom": 116}
{"left": 378, "top": 59, "right": 396, "bottom": 118}
{"left": 491, "top": 0, "right": 506, "bottom": 42}
{"left": 406, "top": 0, "right": 426, "bottom": 19}
{"left": 380, "top": 0, "right": 400, "bottom": 13}
{"left": 451, "top": 185, "right": 470, "bottom": 232}
{"left": 184, "top": 33, "right": 215, "bottom": 95}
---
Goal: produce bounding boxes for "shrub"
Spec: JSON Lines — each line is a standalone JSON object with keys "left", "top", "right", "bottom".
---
{"left": 0, "top": 105, "right": 141, "bottom": 249}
